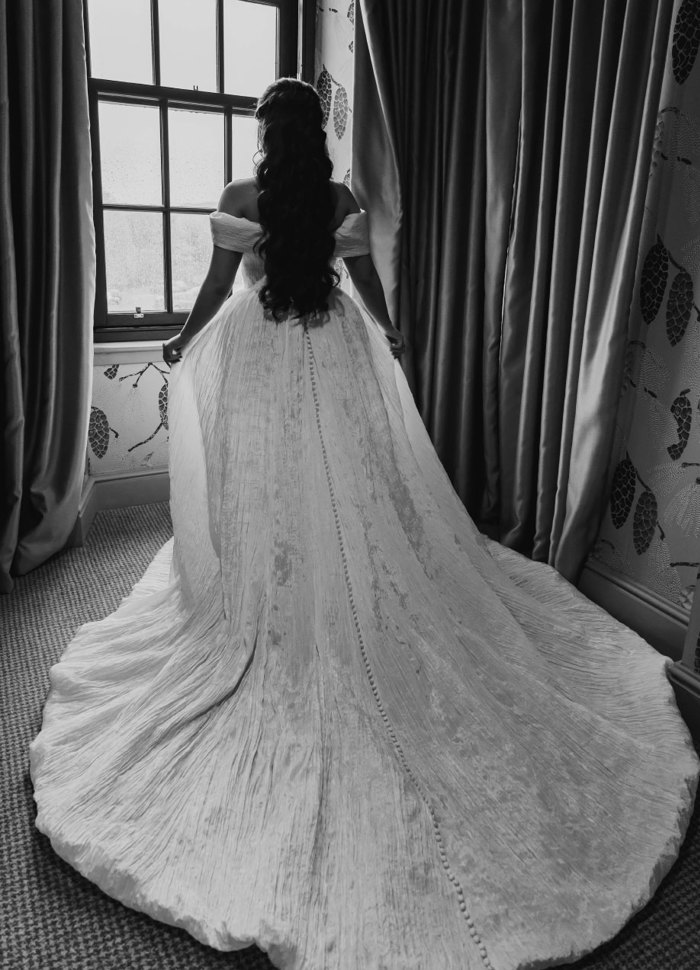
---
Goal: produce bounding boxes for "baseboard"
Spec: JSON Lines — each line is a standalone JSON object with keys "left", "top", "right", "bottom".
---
{"left": 578, "top": 559, "right": 689, "bottom": 662}
{"left": 65, "top": 470, "right": 170, "bottom": 547}
{"left": 667, "top": 662, "right": 700, "bottom": 743}
{"left": 579, "top": 561, "right": 700, "bottom": 738}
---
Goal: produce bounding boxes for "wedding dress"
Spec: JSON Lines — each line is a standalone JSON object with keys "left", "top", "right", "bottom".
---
{"left": 30, "top": 210, "right": 699, "bottom": 970}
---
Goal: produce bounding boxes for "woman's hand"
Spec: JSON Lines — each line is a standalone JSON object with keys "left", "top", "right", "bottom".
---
{"left": 162, "top": 334, "right": 188, "bottom": 366}
{"left": 383, "top": 326, "right": 406, "bottom": 359}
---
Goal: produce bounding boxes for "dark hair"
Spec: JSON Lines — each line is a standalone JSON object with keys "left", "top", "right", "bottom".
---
{"left": 254, "top": 78, "right": 339, "bottom": 321}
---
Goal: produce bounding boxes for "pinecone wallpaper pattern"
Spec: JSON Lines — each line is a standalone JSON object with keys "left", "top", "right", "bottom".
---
{"left": 591, "top": 0, "right": 700, "bottom": 613}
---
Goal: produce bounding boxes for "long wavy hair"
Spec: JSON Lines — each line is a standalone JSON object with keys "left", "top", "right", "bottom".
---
{"left": 254, "top": 78, "right": 339, "bottom": 321}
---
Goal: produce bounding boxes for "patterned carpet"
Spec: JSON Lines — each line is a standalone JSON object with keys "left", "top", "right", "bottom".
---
{"left": 1, "top": 502, "right": 698, "bottom": 970}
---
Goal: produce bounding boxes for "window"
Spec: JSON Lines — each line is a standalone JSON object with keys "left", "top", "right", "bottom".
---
{"left": 85, "top": 0, "right": 310, "bottom": 342}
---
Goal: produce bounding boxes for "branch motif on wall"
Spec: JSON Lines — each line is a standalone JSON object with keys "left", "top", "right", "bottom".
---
{"left": 650, "top": 108, "right": 700, "bottom": 226}
{"left": 113, "top": 362, "right": 170, "bottom": 453}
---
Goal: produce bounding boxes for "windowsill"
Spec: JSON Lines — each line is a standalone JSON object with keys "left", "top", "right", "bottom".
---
{"left": 93, "top": 341, "right": 166, "bottom": 366}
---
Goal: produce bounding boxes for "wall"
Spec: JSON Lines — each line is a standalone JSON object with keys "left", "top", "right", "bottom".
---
{"left": 88, "top": 349, "right": 170, "bottom": 478}
{"left": 587, "top": 0, "right": 700, "bottom": 656}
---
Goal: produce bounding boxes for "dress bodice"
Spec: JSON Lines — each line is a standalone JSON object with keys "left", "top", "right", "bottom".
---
{"left": 209, "top": 209, "right": 371, "bottom": 287}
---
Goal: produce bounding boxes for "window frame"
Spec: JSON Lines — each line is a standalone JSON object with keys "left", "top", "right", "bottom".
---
{"left": 84, "top": 0, "right": 312, "bottom": 343}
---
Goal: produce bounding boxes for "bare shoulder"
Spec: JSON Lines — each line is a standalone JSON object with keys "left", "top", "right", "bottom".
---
{"left": 331, "top": 180, "right": 361, "bottom": 217}
{"left": 217, "top": 178, "right": 259, "bottom": 219}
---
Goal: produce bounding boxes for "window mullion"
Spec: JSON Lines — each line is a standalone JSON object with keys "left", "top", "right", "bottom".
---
{"left": 225, "top": 108, "right": 232, "bottom": 187}
{"left": 217, "top": 0, "right": 224, "bottom": 94}
{"left": 151, "top": 0, "right": 160, "bottom": 85}
{"left": 277, "top": 0, "right": 297, "bottom": 79}
{"left": 161, "top": 100, "right": 172, "bottom": 314}
{"left": 102, "top": 203, "right": 165, "bottom": 213}
{"left": 300, "top": 0, "right": 316, "bottom": 82}
{"left": 93, "top": 78, "right": 256, "bottom": 111}
{"left": 219, "top": 0, "right": 230, "bottom": 189}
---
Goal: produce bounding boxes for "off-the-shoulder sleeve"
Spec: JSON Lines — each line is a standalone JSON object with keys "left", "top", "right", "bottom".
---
{"left": 209, "top": 211, "right": 262, "bottom": 252}
{"left": 334, "top": 210, "right": 370, "bottom": 257}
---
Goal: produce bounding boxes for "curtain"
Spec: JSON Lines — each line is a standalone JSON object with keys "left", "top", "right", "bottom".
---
{"left": 353, "top": 0, "right": 673, "bottom": 582}
{"left": 0, "top": 0, "right": 94, "bottom": 593}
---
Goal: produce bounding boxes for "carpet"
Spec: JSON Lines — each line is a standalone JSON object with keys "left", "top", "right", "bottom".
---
{"left": 1, "top": 503, "right": 698, "bottom": 970}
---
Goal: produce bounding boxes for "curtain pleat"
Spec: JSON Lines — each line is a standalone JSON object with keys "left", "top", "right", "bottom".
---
{"left": 0, "top": 0, "right": 94, "bottom": 593}
{"left": 353, "top": 0, "right": 673, "bottom": 581}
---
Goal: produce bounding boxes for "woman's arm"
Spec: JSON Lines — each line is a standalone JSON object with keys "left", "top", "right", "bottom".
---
{"left": 343, "top": 254, "right": 392, "bottom": 332}
{"left": 163, "top": 181, "right": 250, "bottom": 364}
{"left": 334, "top": 182, "right": 405, "bottom": 358}
{"left": 343, "top": 253, "right": 406, "bottom": 358}
{"left": 163, "top": 246, "right": 242, "bottom": 364}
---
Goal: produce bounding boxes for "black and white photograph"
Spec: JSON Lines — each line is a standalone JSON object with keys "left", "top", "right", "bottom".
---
{"left": 2, "top": 1, "right": 700, "bottom": 968}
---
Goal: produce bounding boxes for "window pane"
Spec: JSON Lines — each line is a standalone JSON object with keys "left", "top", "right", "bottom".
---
{"left": 171, "top": 214, "right": 212, "bottom": 310}
{"left": 172, "top": 214, "right": 247, "bottom": 307}
{"left": 99, "top": 102, "right": 162, "bottom": 206}
{"left": 232, "top": 115, "right": 259, "bottom": 179}
{"left": 104, "top": 211, "right": 165, "bottom": 312}
{"left": 87, "top": 0, "right": 152, "bottom": 83}
{"left": 159, "top": 0, "right": 217, "bottom": 91}
{"left": 224, "top": 1, "right": 277, "bottom": 97}
{"left": 169, "top": 109, "right": 224, "bottom": 207}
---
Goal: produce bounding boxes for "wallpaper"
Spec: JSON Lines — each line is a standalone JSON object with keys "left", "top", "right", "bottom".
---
{"left": 590, "top": 0, "right": 700, "bottom": 627}
{"left": 87, "top": 360, "right": 170, "bottom": 477}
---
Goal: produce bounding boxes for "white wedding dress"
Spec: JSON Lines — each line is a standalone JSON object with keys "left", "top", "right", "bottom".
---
{"left": 30, "top": 210, "right": 699, "bottom": 970}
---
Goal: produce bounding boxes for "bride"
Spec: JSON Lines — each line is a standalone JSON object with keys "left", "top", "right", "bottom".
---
{"left": 161, "top": 83, "right": 405, "bottom": 367}
{"left": 31, "top": 78, "right": 698, "bottom": 970}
